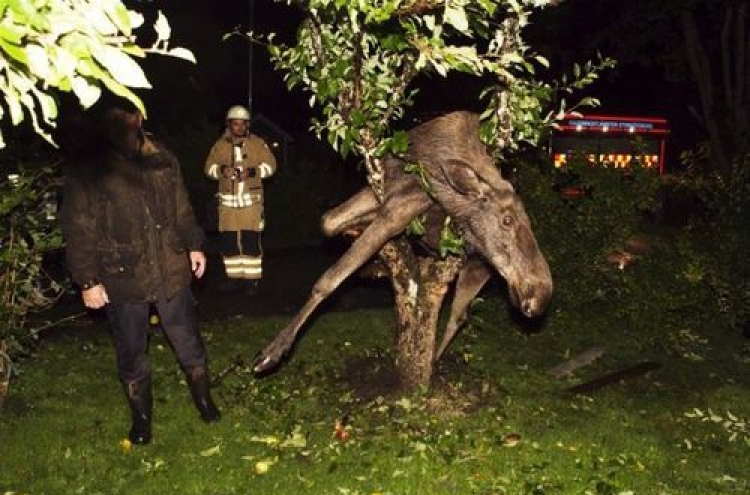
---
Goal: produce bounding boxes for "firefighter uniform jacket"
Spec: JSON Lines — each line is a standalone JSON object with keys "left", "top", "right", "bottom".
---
{"left": 204, "top": 131, "right": 277, "bottom": 232}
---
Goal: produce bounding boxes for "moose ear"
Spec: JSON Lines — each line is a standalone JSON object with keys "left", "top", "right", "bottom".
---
{"left": 440, "top": 159, "right": 482, "bottom": 195}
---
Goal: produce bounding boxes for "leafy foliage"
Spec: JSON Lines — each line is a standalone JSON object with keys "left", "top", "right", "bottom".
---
{"left": 0, "top": 151, "right": 66, "bottom": 359}
{"left": 517, "top": 151, "right": 661, "bottom": 311}
{"left": 0, "top": 0, "right": 195, "bottom": 148}
{"left": 251, "top": 0, "right": 613, "bottom": 193}
{"left": 663, "top": 148, "right": 750, "bottom": 333}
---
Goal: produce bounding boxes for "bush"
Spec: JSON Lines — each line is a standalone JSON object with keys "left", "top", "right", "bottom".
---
{"left": 677, "top": 154, "right": 750, "bottom": 334}
{"left": 0, "top": 147, "right": 66, "bottom": 360}
{"left": 511, "top": 148, "right": 748, "bottom": 340}
{"left": 517, "top": 152, "right": 661, "bottom": 312}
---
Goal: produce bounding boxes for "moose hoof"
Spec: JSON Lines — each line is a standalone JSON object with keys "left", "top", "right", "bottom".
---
{"left": 252, "top": 352, "right": 280, "bottom": 375}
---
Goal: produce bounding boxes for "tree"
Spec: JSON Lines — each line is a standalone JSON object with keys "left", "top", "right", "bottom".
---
{"left": 680, "top": 1, "right": 750, "bottom": 179}
{"left": 246, "top": 0, "right": 612, "bottom": 389}
{"left": 0, "top": 0, "right": 195, "bottom": 149}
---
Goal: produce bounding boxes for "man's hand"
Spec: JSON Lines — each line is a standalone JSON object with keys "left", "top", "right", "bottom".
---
{"left": 82, "top": 284, "right": 109, "bottom": 309}
{"left": 190, "top": 251, "right": 207, "bottom": 279}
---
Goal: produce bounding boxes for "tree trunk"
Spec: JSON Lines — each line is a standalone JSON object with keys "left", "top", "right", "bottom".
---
{"left": 682, "top": 9, "right": 731, "bottom": 175}
{"left": 378, "top": 237, "right": 463, "bottom": 390}
{"left": 682, "top": 4, "right": 750, "bottom": 179}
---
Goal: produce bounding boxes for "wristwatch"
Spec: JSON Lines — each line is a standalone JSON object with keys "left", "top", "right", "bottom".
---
{"left": 80, "top": 279, "right": 100, "bottom": 290}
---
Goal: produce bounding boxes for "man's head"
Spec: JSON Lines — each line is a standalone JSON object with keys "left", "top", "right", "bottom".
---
{"left": 226, "top": 105, "right": 250, "bottom": 139}
{"left": 103, "top": 104, "right": 144, "bottom": 157}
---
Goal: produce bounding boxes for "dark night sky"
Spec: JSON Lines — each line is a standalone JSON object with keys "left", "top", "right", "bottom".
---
{"left": 132, "top": 1, "right": 309, "bottom": 133}
{"left": 131, "top": 1, "right": 698, "bottom": 156}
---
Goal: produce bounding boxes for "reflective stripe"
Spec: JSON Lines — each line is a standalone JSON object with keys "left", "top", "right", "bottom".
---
{"left": 218, "top": 193, "right": 261, "bottom": 208}
{"left": 225, "top": 267, "right": 262, "bottom": 279}
{"left": 223, "top": 256, "right": 246, "bottom": 266}
{"left": 223, "top": 255, "right": 263, "bottom": 267}
{"left": 259, "top": 163, "right": 273, "bottom": 178}
{"left": 207, "top": 163, "right": 220, "bottom": 179}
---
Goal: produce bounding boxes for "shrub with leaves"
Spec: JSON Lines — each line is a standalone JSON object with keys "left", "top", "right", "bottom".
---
{"left": 0, "top": 153, "right": 66, "bottom": 359}
{"left": 516, "top": 152, "right": 661, "bottom": 312}
{"left": 663, "top": 147, "right": 750, "bottom": 334}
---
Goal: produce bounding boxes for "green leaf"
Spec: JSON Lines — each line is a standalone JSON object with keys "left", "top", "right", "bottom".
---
{"left": 406, "top": 217, "right": 426, "bottom": 236}
{"left": 199, "top": 444, "right": 222, "bottom": 457}
{"left": 167, "top": 47, "right": 196, "bottom": 63}
{"left": 153, "top": 10, "right": 171, "bottom": 44}
{"left": 25, "top": 44, "right": 50, "bottom": 79}
{"left": 93, "top": 45, "right": 151, "bottom": 89}
{"left": 0, "top": 38, "right": 27, "bottom": 65}
{"left": 0, "top": 23, "right": 24, "bottom": 44}
{"left": 71, "top": 76, "right": 102, "bottom": 108}
{"left": 444, "top": 4, "right": 469, "bottom": 33}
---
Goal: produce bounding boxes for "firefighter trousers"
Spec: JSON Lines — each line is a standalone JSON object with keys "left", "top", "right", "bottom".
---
{"left": 219, "top": 230, "right": 263, "bottom": 280}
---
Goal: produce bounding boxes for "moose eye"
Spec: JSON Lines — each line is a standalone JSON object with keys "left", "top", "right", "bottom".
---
{"left": 502, "top": 215, "right": 514, "bottom": 227}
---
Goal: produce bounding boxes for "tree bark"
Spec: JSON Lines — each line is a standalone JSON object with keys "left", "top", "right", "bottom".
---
{"left": 378, "top": 237, "right": 462, "bottom": 390}
{"left": 682, "top": 9, "right": 731, "bottom": 175}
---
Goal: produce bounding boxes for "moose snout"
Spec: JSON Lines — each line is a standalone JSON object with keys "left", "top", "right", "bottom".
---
{"left": 511, "top": 280, "right": 553, "bottom": 318}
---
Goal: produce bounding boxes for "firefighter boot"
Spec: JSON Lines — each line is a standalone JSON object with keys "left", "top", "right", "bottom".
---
{"left": 186, "top": 367, "right": 221, "bottom": 423}
{"left": 123, "top": 376, "right": 152, "bottom": 445}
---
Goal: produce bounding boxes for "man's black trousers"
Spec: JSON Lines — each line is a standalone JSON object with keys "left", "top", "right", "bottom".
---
{"left": 105, "top": 286, "right": 207, "bottom": 382}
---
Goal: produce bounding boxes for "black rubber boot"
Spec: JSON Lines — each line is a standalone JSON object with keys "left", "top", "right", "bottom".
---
{"left": 186, "top": 367, "right": 221, "bottom": 423}
{"left": 123, "top": 376, "right": 152, "bottom": 445}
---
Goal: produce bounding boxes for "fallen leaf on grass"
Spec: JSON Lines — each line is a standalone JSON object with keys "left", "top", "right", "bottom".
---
{"left": 250, "top": 434, "right": 281, "bottom": 446}
{"left": 254, "top": 457, "right": 278, "bottom": 474}
{"left": 200, "top": 444, "right": 222, "bottom": 457}
{"left": 502, "top": 433, "right": 521, "bottom": 447}
{"left": 280, "top": 426, "right": 307, "bottom": 448}
{"left": 333, "top": 415, "right": 350, "bottom": 442}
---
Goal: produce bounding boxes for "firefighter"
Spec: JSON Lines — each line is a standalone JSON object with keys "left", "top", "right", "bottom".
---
{"left": 204, "top": 105, "right": 277, "bottom": 293}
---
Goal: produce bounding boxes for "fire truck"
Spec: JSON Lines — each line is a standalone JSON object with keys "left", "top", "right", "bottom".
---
{"left": 550, "top": 114, "right": 669, "bottom": 174}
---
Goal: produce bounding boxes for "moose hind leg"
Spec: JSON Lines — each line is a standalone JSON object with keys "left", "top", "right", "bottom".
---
{"left": 435, "top": 258, "right": 491, "bottom": 362}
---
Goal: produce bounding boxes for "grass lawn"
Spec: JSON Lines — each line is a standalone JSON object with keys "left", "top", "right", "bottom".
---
{"left": 2, "top": 290, "right": 750, "bottom": 494}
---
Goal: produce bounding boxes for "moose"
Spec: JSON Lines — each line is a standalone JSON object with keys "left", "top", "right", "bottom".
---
{"left": 253, "top": 111, "right": 553, "bottom": 373}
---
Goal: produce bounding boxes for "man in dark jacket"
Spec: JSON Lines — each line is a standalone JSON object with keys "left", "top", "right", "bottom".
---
{"left": 60, "top": 101, "right": 220, "bottom": 446}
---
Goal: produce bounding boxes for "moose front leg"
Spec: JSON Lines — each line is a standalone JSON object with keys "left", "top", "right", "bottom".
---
{"left": 434, "top": 257, "right": 492, "bottom": 362}
{"left": 253, "top": 191, "right": 432, "bottom": 374}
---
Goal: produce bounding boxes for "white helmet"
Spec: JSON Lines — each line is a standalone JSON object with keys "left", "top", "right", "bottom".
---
{"left": 226, "top": 105, "right": 250, "bottom": 121}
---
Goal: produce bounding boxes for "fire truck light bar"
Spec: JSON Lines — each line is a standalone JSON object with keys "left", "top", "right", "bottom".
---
{"left": 557, "top": 114, "right": 669, "bottom": 135}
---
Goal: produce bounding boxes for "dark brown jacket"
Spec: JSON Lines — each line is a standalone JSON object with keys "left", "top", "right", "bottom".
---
{"left": 60, "top": 137, "right": 204, "bottom": 303}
